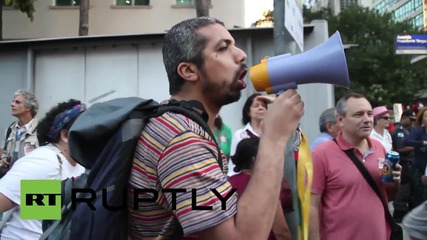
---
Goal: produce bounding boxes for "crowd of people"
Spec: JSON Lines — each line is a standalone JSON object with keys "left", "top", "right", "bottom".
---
{"left": 0, "top": 16, "right": 425, "bottom": 240}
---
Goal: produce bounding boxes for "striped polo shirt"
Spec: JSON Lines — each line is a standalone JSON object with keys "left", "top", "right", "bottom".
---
{"left": 127, "top": 111, "right": 238, "bottom": 239}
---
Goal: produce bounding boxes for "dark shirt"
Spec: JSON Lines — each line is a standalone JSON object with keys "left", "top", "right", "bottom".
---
{"left": 391, "top": 123, "right": 414, "bottom": 162}
{"left": 404, "top": 126, "right": 427, "bottom": 171}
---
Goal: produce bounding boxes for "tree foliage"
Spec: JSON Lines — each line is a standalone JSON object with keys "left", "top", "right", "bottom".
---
{"left": 255, "top": 5, "right": 427, "bottom": 106}
{"left": 1, "top": 0, "right": 35, "bottom": 40}
{"left": 4, "top": 0, "right": 35, "bottom": 21}
{"left": 252, "top": 10, "right": 274, "bottom": 27}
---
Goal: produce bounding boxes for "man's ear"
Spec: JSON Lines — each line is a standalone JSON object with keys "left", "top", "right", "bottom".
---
{"left": 336, "top": 114, "right": 344, "bottom": 126}
{"left": 60, "top": 129, "right": 69, "bottom": 144}
{"left": 177, "top": 62, "right": 199, "bottom": 82}
{"left": 326, "top": 122, "right": 333, "bottom": 132}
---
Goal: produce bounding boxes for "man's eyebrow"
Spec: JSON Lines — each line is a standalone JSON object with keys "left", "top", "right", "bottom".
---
{"left": 352, "top": 110, "right": 372, "bottom": 115}
{"left": 214, "top": 38, "right": 233, "bottom": 48}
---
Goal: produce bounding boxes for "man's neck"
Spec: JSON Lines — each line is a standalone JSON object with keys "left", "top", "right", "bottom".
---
{"left": 55, "top": 141, "right": 77, "bottom": 167}
{"left": 341, "top": 131, "right": 369, "bottom": 153}
{"left": 170, "top": 93, "right": 219, "bottom": 129}
{"left": 17, "top": 115, "right": 33, "bottom": 127}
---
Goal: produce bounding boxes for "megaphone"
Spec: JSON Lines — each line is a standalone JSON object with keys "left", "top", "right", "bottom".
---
{"left": 249, "top": 31, "right": 350, "bottom": 94}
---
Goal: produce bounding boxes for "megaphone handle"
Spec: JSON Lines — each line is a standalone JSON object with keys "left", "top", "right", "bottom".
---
{"left": 268, "top": 82, "right": 297, "bottom": 94}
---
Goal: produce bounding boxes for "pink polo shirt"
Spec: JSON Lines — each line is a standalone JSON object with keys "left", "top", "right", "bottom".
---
{"left": 311, "top": 133, "right": 391, "bottom": 240}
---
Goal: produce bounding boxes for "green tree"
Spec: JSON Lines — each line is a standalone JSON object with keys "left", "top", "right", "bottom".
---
{"left": 1, "top": 0, "right": 35, "bottom": 40}
{"left": 323, "top": 6, "right": 427, "bottom": 106}
{"left": 252, "top": 10, "right": 273, "bottom": 27}
{"left": 303, "top": 5, "right": 334, "bottom": 23}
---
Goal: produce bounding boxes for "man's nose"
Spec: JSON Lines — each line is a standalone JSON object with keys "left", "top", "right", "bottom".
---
{"left": 234, "top": 46, "right": 247, "bottom": 64}
{"left": 363, "top": 113, "right": 372, "bottom": 122}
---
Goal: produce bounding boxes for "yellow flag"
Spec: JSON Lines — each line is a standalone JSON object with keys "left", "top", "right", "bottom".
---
{"left": 297, "top": 132, "right": 313, "bottom": 240}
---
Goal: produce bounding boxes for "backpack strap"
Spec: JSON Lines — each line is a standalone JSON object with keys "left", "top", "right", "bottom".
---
{"left": 3, "top": 122, "right": 15, "bottom": 150}
{"left": 146, "top": 100, "right": 224, "bottom": 239}
{"left": 153, "top": 100, "right": 224, "bottom": 171}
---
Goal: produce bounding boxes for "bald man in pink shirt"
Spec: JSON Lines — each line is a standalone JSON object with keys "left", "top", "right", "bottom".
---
{"left": 309, "top": 92, "right": 402, "bottom": 240}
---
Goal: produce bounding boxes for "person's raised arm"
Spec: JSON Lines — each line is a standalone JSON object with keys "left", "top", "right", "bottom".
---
{"left": 198, "top": 89, "right": 304, "bottom": 240}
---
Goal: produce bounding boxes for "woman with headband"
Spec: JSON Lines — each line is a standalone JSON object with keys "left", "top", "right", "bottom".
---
{"left": 0, "top": 99, "right": 86, "bottom": 240}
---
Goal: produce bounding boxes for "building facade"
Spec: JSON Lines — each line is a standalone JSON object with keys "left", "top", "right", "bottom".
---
{"left": 0, "top": 21, "right": 336, "bottom": 148}
{"left": 309, "top": 0, "right": 374, "bottom": 15}
{"left": 309, "top": 0, "right": 425, "bottom": 29}
{"left": 2, "top": 0, "right": 261, "bottom": 39}
{"left": 373, "top": 0, "right": 425, "bottom": 30}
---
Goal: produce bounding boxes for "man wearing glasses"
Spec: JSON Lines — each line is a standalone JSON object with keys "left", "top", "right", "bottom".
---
{"left": 392, "top": 109, "right": 416, "bottom": 222}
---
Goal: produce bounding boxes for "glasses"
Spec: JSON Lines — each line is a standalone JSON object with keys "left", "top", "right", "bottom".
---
{"left": 379, "top": 117, "right": 391, "bottom": 120}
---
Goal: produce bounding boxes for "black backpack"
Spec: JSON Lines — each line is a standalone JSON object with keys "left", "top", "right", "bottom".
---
{"left": 40, "top": 97, "right": 223, "bottom": 240}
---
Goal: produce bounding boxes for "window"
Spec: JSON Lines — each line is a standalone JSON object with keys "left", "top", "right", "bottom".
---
{"left": 116, "top": 0, "right": 150, "bottom": 5}
{"left": 56, "top": 0, "right": 80, "bottom": 6}
{"left": 176, "top": 0, "right": 194, "bottom": 5}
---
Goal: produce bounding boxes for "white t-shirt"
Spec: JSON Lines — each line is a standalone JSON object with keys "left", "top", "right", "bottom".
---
{"left": 228, "top": 123, "right": 259, "bottom": 177}
{"left": 370, "top": 129, "right": 393, "bottom": 152}
{"left": 0, "top": 144, "right": 85, "bottom": 240}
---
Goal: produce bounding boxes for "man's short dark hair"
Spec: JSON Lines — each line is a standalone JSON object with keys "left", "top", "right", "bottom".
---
{"left": 401, "top": 109, "right": 416, "bottom": 120}
{"left": 162, "top": 17, "right": 224, "bottom": 95}
{"left": 336, "top": 92, "right": 365, "bottom": 117}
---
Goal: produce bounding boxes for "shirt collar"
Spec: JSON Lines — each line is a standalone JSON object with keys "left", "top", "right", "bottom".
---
{"left": 319, "top": 132, "right": 333, "bottom": 140}
{"left": 15, "top": 118, "right": 34, "bottom": 131}
{"left": 243, "top": 123, "right": 259, "bottom": 137}
{"left": 335, "top": 132, "right": 377, "bottom": 151}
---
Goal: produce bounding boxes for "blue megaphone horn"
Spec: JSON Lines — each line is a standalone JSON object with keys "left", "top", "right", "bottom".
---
{"left": 249, "top": 31, "right": 350, "bottom": 94}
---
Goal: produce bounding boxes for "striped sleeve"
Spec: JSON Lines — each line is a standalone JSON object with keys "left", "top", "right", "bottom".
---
{"left": 157, "top": 130, "right": 238, "bottom": 236}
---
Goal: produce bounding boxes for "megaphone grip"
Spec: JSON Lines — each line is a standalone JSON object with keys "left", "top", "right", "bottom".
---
{"left": 266, "top": 82, "right": 297, "bottom": 94}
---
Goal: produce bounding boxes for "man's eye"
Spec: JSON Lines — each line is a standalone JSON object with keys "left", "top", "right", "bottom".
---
{"left": 219, "top": 46, "right": 228, "bottom": 51}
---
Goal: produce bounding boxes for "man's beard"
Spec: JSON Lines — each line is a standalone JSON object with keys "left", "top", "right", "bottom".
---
{"left": 200, "top": 68, "right": 244, "bottom": 108}
{"left": 202, "top": 80, "right": 242, "bottom": 108}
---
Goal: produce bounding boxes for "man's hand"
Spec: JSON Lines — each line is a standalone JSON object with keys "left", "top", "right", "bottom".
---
{"left": 262, "top": 89, "right": 304, "bottom": 144}
{"left": 0, "top": 156, "right": 11, "bottom": 168}
{"left": 392, "top": 163, "right": 402, "bottom": 184}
